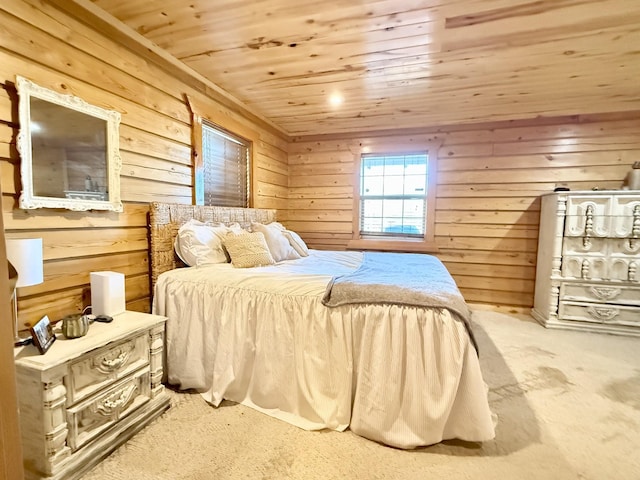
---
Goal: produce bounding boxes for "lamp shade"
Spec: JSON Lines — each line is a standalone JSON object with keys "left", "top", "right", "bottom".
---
{"left": 6, "top": 238, "right": 43, "bottom": 288}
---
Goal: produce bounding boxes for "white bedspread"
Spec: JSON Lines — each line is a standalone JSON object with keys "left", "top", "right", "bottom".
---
{"left": 153, "top": 250, "right": 495, "bottom": 448}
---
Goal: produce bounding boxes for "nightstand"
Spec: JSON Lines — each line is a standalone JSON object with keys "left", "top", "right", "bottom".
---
{"left": 14, "top": 310, "right": 170, "bottom": 480}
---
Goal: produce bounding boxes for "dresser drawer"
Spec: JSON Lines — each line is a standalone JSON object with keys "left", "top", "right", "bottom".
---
{"left": 611, "top": 196, "right": 640, "bottom": 237}
{"left": 559, "top": 301, "right": 640, "bottom": 327}
{"left": 562, "top": 255, "right": 608, "bottom": 280}
{"left": 561, "top": 283, "right": 640, "bottom": 306}
{"left": 563, "top": 237, "right": 607, "bottom": 255}
{"left": 564, "top": 195, "right": 612, "bottom": 237}
{"left": 67, "top": 333, "right": 150, "bottom": 405}
{"left": 66, "top": 367, "right": 151, "bottom": 452}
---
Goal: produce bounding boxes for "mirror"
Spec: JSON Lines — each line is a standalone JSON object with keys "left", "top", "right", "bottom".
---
{"left": 16, "top": 76, "right": 123, "bottom": 212}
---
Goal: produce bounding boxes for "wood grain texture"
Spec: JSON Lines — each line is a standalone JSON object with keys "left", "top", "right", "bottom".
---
{"left": 0, "top": 0, "right": 288, "bottom": 330}
{"left": 2, "top": 0, "right": 640, "bottom": 317}
{"left": 88, "top": 0, "right": 640, "bottom": 135}
{"left": 288, "top": 113, "right": 640, "bottom": 307}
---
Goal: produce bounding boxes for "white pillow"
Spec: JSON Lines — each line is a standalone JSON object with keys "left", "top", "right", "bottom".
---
{"left": 282, "top": 230, "right": 309, "bottom": 257}
{"left": 251, "top": 222, "right": 301, "bottom": 262}
{"left": 223, "top": 232, "right": 276, "bottom": 268}
{"left": 174, "top": 219, "right": 230, "bottom": 267}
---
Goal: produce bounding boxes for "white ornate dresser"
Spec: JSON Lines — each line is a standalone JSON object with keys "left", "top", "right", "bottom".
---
{"left": 14, "top": 311, "right": 170, "bottom": 480}
{"left": 532, "top": 190, "right": 640, "bottom": 336}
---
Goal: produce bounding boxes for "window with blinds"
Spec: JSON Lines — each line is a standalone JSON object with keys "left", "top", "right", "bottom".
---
{"left": 359, "top": 152, "right": 428, "bottom": 238}
{"left": 201, "top": 121, "right": 250, "bottom": 207}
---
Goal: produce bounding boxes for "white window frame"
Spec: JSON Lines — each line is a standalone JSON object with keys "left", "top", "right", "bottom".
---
{"left": 348, "top": 141, "right": 440, "bottom": 253}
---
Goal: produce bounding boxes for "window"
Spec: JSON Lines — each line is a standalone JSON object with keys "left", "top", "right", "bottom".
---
{"left": 200, "top": 121, "right": 250, "bottom": 207}
{"left": 186, "top": 95, "right": 256, "bottom": 207}
{"left": 360, "top": 153, "right": 428, "bottom": 237}
{"left": 348, "top": 141, "right": 439, "bottom": 252}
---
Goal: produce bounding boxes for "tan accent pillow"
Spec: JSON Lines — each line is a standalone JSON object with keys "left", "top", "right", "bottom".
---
{"left": 223, "top": 232, "right": 276, "bottom": 268}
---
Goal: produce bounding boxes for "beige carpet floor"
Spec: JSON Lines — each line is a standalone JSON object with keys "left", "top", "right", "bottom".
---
{"left": 82, "top": 309, "right": 640, "bottom": 480}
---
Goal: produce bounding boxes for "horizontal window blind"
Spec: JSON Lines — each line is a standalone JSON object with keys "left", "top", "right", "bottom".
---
{"left": 202, "top": 121, "right": 250, "bottom": 207}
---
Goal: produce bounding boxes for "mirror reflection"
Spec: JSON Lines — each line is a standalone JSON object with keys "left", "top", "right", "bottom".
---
{"left": 17, "top": 76, "right": 123, "bottom": 212}
{"left": 31, "top": 98, "right": 108, "bottom": 201}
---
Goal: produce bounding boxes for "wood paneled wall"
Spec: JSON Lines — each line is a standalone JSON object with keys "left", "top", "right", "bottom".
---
{"left": 2, "top": 0, "right": 639, "bottom": 323}
{"left": 0, "top": 0, "right": 288, "bottom": 331}
{"left": 288, "top": 113, "right": 640, "bottom": 307}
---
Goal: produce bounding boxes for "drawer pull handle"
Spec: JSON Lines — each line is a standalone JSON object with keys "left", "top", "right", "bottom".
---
{"left": 586, "top": 307, "right": 619, "bottom": 321}
{"left": 94, "top": 384, "right": 138, "bottom": 417}
{"left": 589, "top": 287, "right": 621, "bottom": 301}
{"left": 94, "top": 348, "right": 132, "bottom": 374}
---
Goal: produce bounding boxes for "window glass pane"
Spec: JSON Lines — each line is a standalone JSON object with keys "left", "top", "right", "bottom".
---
{"left": 383, "top": 175, "right": 404, "bottom": 195}
{"left": 404, "top": 174, "right": 427, "bottom": 195}
{"left": 362, "top": 217, "right": 383, "bottom": 233}
{"left": 359, "top": 152, "right": 428, "bottom": 237}
{"left": 403, "top": 199, "right": 425, "bottom": 219}
{"left": 383, "top": 156, "right": 405, "bottom": 175}
{"left": 361, "top": 199, "right": 383, "bottom": 217}
{"left": 405, "top": 156, "right": 427, "bottom": 175}
{"left": 362, "top": 175, "right": 383, "bottom": 196}
{"left": 381, "top": 198, "right": 404, "bottom": 217}
{"left": 362, "top": 158, "right": 384, "bottom": 176}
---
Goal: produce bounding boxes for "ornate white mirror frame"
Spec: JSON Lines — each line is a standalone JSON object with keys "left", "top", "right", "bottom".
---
{"left": 16, "top": 76, "right": 123, "bottom": 212}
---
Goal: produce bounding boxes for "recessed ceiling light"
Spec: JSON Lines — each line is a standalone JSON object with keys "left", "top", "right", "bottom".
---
{"left": 329, "top": 93, "right": 343, "bottom": 107}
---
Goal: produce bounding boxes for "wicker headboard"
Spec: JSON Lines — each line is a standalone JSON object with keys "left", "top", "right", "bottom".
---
{"left": 148, "top": 202, "right": 277, "bottom": 291}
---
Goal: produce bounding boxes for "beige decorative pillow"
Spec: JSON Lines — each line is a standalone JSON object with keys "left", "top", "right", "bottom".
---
{"left": 223, "top": 232, "right": 275, "bottom": 268}
{"left": 251, "top": 222, "right": 301, "bottom": 262}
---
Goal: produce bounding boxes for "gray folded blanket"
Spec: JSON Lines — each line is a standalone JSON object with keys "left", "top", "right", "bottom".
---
{"left": 321, "top": 252, "right": 477, "bottom": 353}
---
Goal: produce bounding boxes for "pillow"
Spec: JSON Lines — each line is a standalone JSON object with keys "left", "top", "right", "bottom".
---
{"left": 251, "top": 222, "right": 301, "bottom": 262}
{"left": 223, "top": 232, "right": 276, "bottom": 268}
{"left": 174, "top": 219, "right": 230, "bottom": 267}
{"left": 282, "top": 230, "right": 310, "bottom": 257}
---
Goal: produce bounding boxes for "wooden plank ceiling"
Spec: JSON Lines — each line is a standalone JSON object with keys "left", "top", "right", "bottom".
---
{"left": 90, "top": 0, "right": 640, "bottom": 136}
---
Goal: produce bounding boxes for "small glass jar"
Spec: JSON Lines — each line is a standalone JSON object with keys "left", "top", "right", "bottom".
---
{"left": 628, "top": 161, "right": 640, "bottom": 190}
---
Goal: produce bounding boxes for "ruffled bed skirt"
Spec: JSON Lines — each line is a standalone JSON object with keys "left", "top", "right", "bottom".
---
{"left": 154, "top": 268, "right": 495, "bottom": 448}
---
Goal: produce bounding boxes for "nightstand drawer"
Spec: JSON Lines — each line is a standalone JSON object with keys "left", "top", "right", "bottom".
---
{"left": 66, "top": 367, "right": 151, "bottom": 452}
{"left": 67, "top": 333, "right": 150, "bottom": 405}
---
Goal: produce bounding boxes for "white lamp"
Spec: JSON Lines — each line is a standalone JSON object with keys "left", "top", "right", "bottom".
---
{"left": 6, "top": 238, "right": 44, "bottom": 346}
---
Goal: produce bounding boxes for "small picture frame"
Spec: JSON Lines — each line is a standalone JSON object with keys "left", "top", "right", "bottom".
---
{"left": 30, "top": 315, "right": 56, "bottom": 354}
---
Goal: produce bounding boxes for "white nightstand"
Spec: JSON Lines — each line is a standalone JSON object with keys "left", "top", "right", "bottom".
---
{"left": 14, "top": 310, "right": 170, "bottom": 480}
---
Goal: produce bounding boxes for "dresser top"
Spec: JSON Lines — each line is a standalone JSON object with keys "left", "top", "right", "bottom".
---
{"left": 14, "top": 311, "right": 167, "bottom": 371}
{"left": 543, "top": 189, "right": 640, "bottom": 197}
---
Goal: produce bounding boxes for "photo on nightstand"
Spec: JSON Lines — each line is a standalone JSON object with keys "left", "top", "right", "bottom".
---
{"left": 30, "top": 315, "right": 56, "bottom": 354}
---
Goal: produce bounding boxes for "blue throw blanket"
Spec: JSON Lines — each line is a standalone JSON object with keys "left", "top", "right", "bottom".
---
{"left": 321, "top": 252, "right": 477, "bottom": 353}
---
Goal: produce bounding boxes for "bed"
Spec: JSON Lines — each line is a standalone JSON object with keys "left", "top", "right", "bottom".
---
{"left": 149, "top": 202, "right": 495, "bottom": 449}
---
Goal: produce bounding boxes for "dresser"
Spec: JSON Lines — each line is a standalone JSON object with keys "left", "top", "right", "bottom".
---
{"left": 14, "top": 311, "right": 170, "bottom": 480}
{"left": 532, "top": 191, "right": 640, "bottom": 336}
